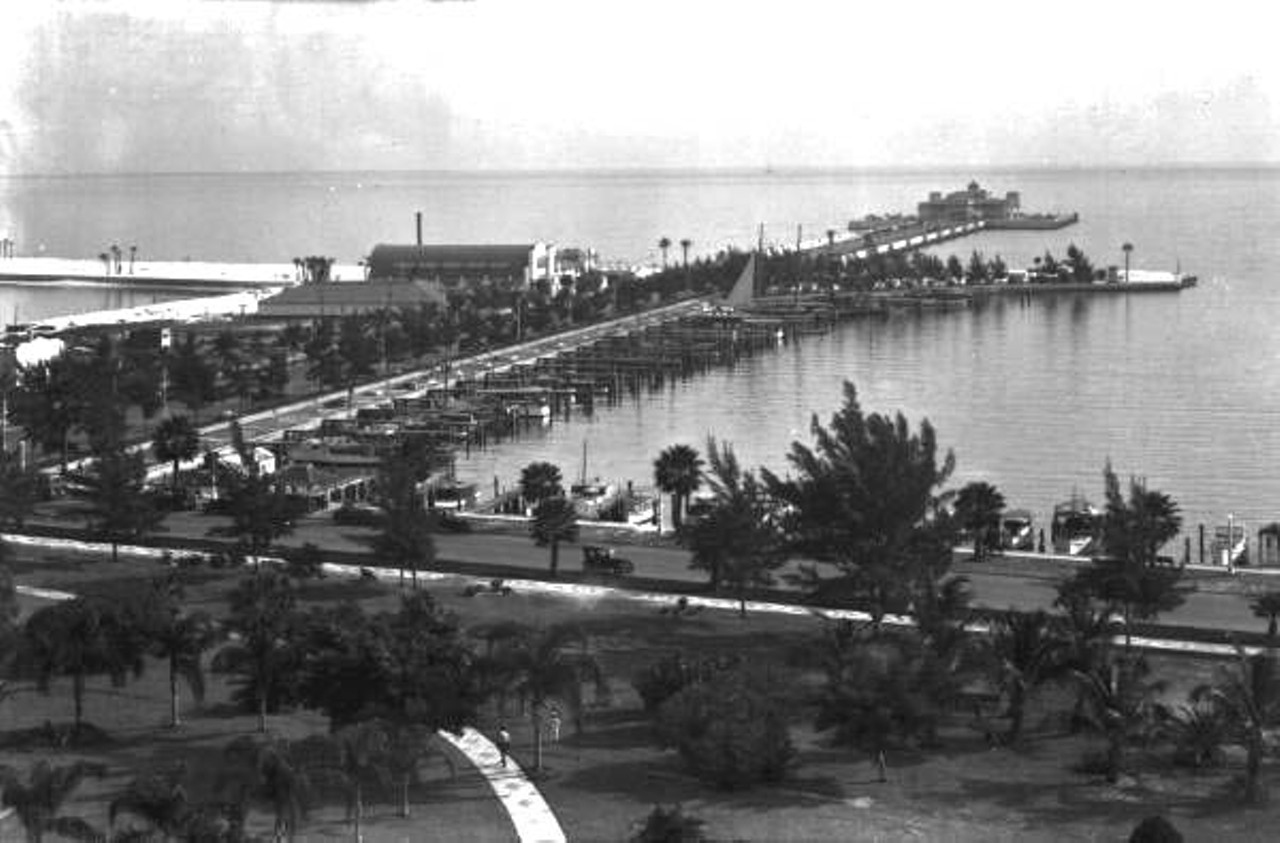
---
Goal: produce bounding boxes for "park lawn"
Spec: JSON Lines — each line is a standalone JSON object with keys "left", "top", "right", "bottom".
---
{"left": 10, "top": 543, "right": 1280, "bottom": 841}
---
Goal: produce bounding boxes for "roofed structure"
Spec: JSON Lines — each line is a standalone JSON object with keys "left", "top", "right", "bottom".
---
{"left": 367, "top": 243, "right": 557, "bottom": 286}
{"left": 256, "top": 278, "right": 445, "bottom": 319}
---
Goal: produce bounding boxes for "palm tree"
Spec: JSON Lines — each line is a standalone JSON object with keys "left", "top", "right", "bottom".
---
{"left": 499, "top": 623, "right": 607, "bottom": 772}
{"left": 658, "top": 237, "right": 672, "bottom": 269}
{"left": 142, "top": 576, "right": 221, "bottom": 727}
{"left": 519, "top": 461, "right": 564, "bottom": 510}
{"left": 20, "top": 597, "right": 146, "bottom": 734}
{"left": 1250, "top": 590, "right": 1280, "bottom": 638}
{"left": 220, "top": 735, "right": 311, "bottom": 842}
{"left": 296, "top": 721, "right": 391, "bottom": 843}
{"left": 954, "top": 481, "right": 1006, "bottom": 563}
{"left": 128, "top": 244, "right": 137, "bottom": 274}
{"left": 986, "top": 610, "right": 1069, "bottom": 743}
{"left": 152, "top": 414, "right": 200, "bottom": 493}
{"left": 653, "top": 444, "right": 704, "bottom": 531}
{"left": 1073, "top": 653, "right": 1165, "bottom": 783}
{"left": 0, "top": 760, "right": 106, "bottom": 843}
{"left": 1122, "top": 242, "right": 1133, "bottom": 283}
{"left": 110, "top": 243, "right": 122, "bottom": 274}
{"left": 530, "top": 496, "right": 579, "bottom": 576}
{"left": 212, "top": 571, "right": 298, "bottom": 732}
{"left": 98, "top": 252, "right": 111, "bottom": 276}
{"left": 384, "top": 724, "right": 456, "bottom": 819}
{"left": 1192, "top": 648, "right": 1280, "bottom": 802}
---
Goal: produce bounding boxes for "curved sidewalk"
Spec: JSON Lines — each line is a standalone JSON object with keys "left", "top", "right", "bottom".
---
{"left": 439, "top": 728, "right": 566, "bottom": 843}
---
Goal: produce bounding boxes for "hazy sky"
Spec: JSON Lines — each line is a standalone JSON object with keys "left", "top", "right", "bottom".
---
{"left": 1, "top": 0, "right": 1277, "bottom": 175}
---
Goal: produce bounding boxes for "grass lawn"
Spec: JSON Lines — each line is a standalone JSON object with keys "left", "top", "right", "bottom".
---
{"left": 8, "top": 542, "right": 1280, "bottom": 841}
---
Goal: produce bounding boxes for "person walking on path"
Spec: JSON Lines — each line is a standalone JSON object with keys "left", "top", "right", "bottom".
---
{"left": 548, "top": 706, "right": 562, "bottom": 744}
{"left": 497, "top": 724, "right": 512, "bottom": 768}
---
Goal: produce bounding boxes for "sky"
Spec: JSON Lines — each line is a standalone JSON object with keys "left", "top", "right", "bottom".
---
{"left": 0, "top": 0, "right": 1277, "bottom": 175}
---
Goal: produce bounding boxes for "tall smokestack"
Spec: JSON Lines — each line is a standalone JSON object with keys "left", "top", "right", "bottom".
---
{"left": 416, "top": 212, "right": 423, "bottom": 246}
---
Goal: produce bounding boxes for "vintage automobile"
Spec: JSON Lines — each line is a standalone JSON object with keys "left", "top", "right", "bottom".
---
{"left": 582, "top": 544, "right": 635, "bottom": 576}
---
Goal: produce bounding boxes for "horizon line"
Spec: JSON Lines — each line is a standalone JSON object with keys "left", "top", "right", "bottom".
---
{"left": 3, "top": 161, "right": 1279, "bottom": 180}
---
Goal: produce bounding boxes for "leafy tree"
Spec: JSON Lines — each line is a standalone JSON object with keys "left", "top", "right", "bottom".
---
{"left": 298, "top": 593, "right": 480, "bottom": 732}
{"left": 530, "top": 496, "right": 579, "bottom": 576}
{"left": 1250, "top": 590, "right": 1280, "bottom": 638}
{"left": 371, "top": 458, "right": 435, "bottom": 589}
{"left": 653, "top": 443, "right": 704, "bottom": 530}
{"left": 764, "top": 381, "right": 956, "bottom": 623}
{"left": 631, "top": 804, "right": 708, "bottom": 843}
{"left": 680, "top": 437, "right": 783, "bottom": 613}
{"left": 19, "top": 597, "right": 147, "bottom": 734}
{"left": 73, "top": 442, "right": 163, "bottom": 563}
{"left": 152, "top": 414, "right": 201, "bottom": 492}
{"left": 656, "top": 665, "right": 794, "bottom": 789}
{"left": 0, "top": 557, "right": 16, "bottom": 706}
{"left": 493, "top": 623, "right": 606, "bottom": 771}
{"left": 986, "top": 610, "right": 1069, "bottom": 743}
{"left": 212, "top": 571, "right": 299, "bottom": 732}
{"left": 632, "top": 652, "right": 742, "bottom": 715}
{"left": 220, "top": 735, "right": 312, "bottom": 842}
{"left": 8, "top": 357, "right": 83, "bottom": 468}
{"left": 519, "top": 460, "right": 564, "bottom": 508}
{"left": 0, "top": 449, "right": 42, "bottom": 529}
{"left": 1191, "top": 648, "right": 1280, "bottom": 803}
{"left": 1073, "top": 653, "right": 1165, "bottom": 783}
{"left": 954, "top": 480, "right": 1005, "bottom": 562}
{"left": 0, "top": 760, "right": 106, "bottom": 843}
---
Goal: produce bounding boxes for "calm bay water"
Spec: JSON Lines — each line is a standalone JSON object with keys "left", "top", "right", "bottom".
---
{"left": 2, "top": 166, "right": 1279, "bottom": 541}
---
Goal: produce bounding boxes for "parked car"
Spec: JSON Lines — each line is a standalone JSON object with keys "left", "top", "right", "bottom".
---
{"left": 582, "top": 545, "right": 634, "bottom": 576}
{"left": 333, "top": 502, "right": 384, "bottom": 528}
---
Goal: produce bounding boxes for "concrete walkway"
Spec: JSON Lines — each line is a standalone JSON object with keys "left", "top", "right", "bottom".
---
{"left": 438, "top": 728, "right": 567, "bottom": 843}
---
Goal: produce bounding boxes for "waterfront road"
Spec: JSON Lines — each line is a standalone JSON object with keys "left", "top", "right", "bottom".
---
{"left": 145, "top": 509, "right": 1267, "bottom": 637}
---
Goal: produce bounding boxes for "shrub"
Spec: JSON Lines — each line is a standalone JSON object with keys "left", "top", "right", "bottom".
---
{"left": 285, "top": 543, "right": 325, "bottom": 580}
{"left": 630, "top": 804, "right": 707, "bottom": 842}
{"left": 655, "top": 666, "right": 794, "bottom": 789}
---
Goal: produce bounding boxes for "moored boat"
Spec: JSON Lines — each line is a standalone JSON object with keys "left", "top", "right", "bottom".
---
{"left": 1051, "top": 494, "right": 1102, "bottom": 556}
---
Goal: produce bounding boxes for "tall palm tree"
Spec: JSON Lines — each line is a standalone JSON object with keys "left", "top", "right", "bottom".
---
{"left": 142, "top": 576, "right": 222, "bottom": 727}
{"left": 152, "top": 414, "right": 200, "bottom": 493}
{"left": 220, "top": 735, "right": 311, "bottom": 843}
{"left": 128, "top": 244, "right": 137, "bottom": 274}
{"left": 0, "top": 760, "right": 106, "bottom": 843}
{"left": 658, "top": 237, "right": 672, "bottom": 269}
{"left": 653, "top": 444, "right": 704, "bottom": 531}
{"left": 498, "top": 623, "right": 607, "bottom": 772}
{"left": 986, "top": 609, "right": 1069, "bottom": 743}
{"left": 1250, "top": 590, "right": 1280, "bottom": 638}
{"left": 1122, "top": 242, "right": 1133, "bottom": 283}
{"left": 530, "top": 496, "right": 579, "bottom": 576}
{"left": 1192, "top": 648, "right": 1280, "bottom": 803}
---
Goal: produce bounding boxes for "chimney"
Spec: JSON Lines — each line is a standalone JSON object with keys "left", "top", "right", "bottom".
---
{"left": 415, "top": 212, "right": 423, "bottom": 246}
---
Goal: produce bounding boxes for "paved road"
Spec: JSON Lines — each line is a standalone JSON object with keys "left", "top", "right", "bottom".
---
{"left": 221, "top": 512, "right": 1264, "bottom": 636}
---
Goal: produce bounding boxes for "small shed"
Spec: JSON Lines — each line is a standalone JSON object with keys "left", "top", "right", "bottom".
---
{"left": 1257, "top": 523, "right": 1280, "bottom": 568}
